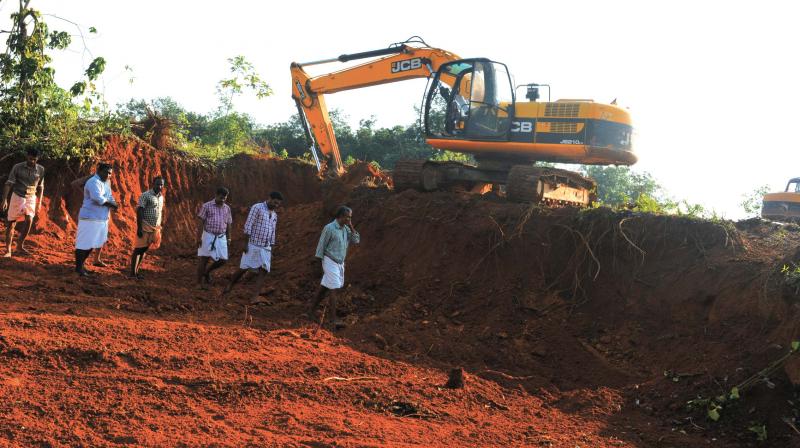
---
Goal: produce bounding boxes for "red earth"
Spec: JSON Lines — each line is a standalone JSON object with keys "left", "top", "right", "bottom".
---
{"left": 2, "top": 137, "right": 800, "bottom": 447}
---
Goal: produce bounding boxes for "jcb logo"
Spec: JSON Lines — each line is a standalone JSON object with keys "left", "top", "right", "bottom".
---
{"left": 511, "top": 121, "right": 534, "bottom": 133}
{"left": 391, "top": 58, "right": 422, "bottom": 73}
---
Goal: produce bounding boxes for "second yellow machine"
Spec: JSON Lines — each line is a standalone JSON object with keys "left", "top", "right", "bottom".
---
{"left": 291, "top": 38, "right": 636, "bottom": 205}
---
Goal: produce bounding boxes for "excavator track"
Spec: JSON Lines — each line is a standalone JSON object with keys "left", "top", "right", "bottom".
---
{"left": 393, "top": 160, "right": 427, "bottom": 191}
{"left": 506, "top": 165, "right": 596, "bottom": 206}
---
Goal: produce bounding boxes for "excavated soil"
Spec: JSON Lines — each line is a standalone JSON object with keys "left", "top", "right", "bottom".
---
{"left": 2, "top": 137, "right": 800, "bottom": 447}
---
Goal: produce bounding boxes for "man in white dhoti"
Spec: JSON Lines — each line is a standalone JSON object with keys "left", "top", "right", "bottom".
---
{"left": 223, "top": 191, "right": 283, "bottom": 302}
{"left": 310, "top": 205, "right": 360, "bottom": 330}
{"left": 74, "top": 163, "right": 118, "bottom": 277}
{"left": 196, "top": 187, "right": 233, "bottom": 289}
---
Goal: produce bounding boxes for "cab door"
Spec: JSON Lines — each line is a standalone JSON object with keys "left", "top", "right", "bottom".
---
{"left": 424, "top": 59, "right": 515, "bottom": 141}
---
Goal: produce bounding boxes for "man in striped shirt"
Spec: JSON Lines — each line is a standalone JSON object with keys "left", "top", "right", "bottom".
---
{"left": 223, "top": 191, "right": 283, "bottom": 302}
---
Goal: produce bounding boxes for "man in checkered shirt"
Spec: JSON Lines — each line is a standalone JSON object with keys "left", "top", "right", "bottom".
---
{"left": 129, "top": 176, "right": 165, "bottom": 279}
{"left": 196, "top": 187, "right": 233, "bottom": 289}
{"left": 224, "top": 191, "right": 283, "bottom": 303}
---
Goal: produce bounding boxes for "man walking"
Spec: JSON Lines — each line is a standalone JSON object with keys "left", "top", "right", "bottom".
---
{"left": 130, "top": 176, "right": 165, "bottom": 279}
{"left": 310, "top": 205, "right": 360, "bottom": 330}
{"left": 196, "top": 187, "right": 233, "bottom": 289}
{"left": 75, "top": 163, "right": 118, "bottom": 276}
{"left": 2, "top": 146, "right": 45, "bottom": 257}
{"left": 71, "top": 174, "right": 108, "bottom": 267}
{"left": 224, "top": 191, "right": 283, "bottom": 302}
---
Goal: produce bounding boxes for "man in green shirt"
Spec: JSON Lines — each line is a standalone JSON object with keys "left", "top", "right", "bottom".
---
{"left": 1, "top": 147, "right": 45, "bottom": 257}
{"left": 310, "top": 205, "right": 360, "bottom": 330}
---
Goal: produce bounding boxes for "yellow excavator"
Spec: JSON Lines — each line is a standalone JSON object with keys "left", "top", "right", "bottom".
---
{"left": 762, "top": 178, "right": 800, "bottom": 222}
{"left": 291, "top": 37, "right": 636, "bottom": 205}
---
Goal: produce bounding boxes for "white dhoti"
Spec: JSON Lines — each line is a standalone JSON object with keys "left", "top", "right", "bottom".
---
{"left": 75, "top": 218, "right": 109, "bottom": 250}
{"left": 197, "top": 231, "right": 228, "bottom": 261}
{"left": 239, "top": 243, "right": 271, "bottom": 272}
{"left": 321, "top": 256, "right": 345, "bottom": 290}
{"left": 7, "top": 193, "right": 36, "bottom": 222}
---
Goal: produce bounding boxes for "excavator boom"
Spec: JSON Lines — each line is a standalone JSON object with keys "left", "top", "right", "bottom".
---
{"left": 291, "top": 42, "right": 460, "bottom": 174}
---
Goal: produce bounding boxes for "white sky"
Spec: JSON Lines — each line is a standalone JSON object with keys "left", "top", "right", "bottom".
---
{"left": 3, "top": 0, "right": 799, "bottom": 218}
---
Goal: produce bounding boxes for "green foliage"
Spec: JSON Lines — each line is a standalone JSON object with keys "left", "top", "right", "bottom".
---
{"left": 209, "top": 56, "right": 271, "bottom": 158}
{"left": 748, "top": 424, "right": 767, "bottom": 441}
{"left": 741, "top": 185, "right": 770, "bottom": 217}
{"left": 782, "top": 263, "right": 800, "bottom": 292}
{"left": 430, "top": 150, "right": 473, "bottom": 163}
{"left": 0, "top": 2, "right": 122, "bottom": 159}
{"left": 182, "top": 140, "right": 257, "bottom": 161}
{"left": 685, "top": 340, "right": 800, "bottom": 430}
{"left": 707, "top": 403, "right": 722, "bottom": 421}
{"left": 729, "top": 387, "right": 740, "bottom": 400}
{"left": 632, "top": 193, "right": 664, "bottom": 214}
{"left": 583, "top": 166, "right": 660, "bottom": 206}
{"left": 256, "top": 109, "right": 464, "bottom": 169}
{"left": 216, "top": 55, "right": 271, "bottom": 114}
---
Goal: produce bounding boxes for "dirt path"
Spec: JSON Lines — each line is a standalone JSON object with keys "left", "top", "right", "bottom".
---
{"left": 0, "top": 249, "right": 652, "bottom": 448}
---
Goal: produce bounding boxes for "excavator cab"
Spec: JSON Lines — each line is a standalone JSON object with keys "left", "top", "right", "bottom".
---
{"left": 424, "top": 59, "right": 515, "bottom": 140}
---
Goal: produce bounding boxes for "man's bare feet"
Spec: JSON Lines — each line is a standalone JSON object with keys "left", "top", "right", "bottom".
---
{"left": 16, "top": 244, "right": 30, "bottom": 255}
{"left": 2, "top": 251, "right": 11, "bottom": 258}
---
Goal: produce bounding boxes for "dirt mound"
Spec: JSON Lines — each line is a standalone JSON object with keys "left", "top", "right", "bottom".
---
{"left": 268, "top": 189, "right": 800, "bottom": 446}
{"left": 3, "top": 143, "right": 800, "bottom": 446}
{"left": 340, "top": 161, "right": 392, "bottom": 188}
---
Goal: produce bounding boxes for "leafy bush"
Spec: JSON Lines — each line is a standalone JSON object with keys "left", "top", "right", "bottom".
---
{"left": 0, "top": 3, "right": 125, "bottom": 160}
{"left": 740, "top": 185, "right": 770, "bottom": 217}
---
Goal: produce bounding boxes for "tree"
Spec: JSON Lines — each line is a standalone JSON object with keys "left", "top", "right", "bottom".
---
{"left": 216, "top": 55, "right": 272, "bottom": 114}
{"left": 212, "top": 55, "right": 271, "bottom": 157}
{"left": 0, "top": 1, "right": 118, "bottom": 159}
{"left": 740, "top": 185, "right": 770, "bottom": 217}
{"left": 582, "top": 166, "right": 661, "bottom": 206}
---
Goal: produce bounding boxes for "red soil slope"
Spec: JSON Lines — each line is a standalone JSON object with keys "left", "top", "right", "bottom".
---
{"left": 2, "top": 138, "right": 800, "bottom": 447}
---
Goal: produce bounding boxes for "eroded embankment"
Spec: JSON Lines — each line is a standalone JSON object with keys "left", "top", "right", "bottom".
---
{"left": 2, "top": 138, "right": 800, "bottom": 446}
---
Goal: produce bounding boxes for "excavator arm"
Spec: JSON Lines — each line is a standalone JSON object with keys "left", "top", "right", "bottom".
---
{"left": 291, "top": 41, "right": 460, "bottom": 175}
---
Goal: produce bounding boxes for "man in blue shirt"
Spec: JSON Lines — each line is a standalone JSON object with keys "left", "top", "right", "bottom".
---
{"left": 74, "top": 163, "right": 118, "bottom": 276}
{"left": 310, "top": 205, "right": 360, "bottom": 330}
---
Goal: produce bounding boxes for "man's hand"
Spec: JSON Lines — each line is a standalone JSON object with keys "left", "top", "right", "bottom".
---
{"left": 1, "top": 199, "right": 7, "bottom": 213}
{"left": 311, "top": 257, "right": 323, "bottom": 276}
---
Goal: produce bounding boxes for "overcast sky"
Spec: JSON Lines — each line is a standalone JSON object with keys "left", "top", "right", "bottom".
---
{"left": 3, "top": 0, "right": 799, "bottom": 218}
